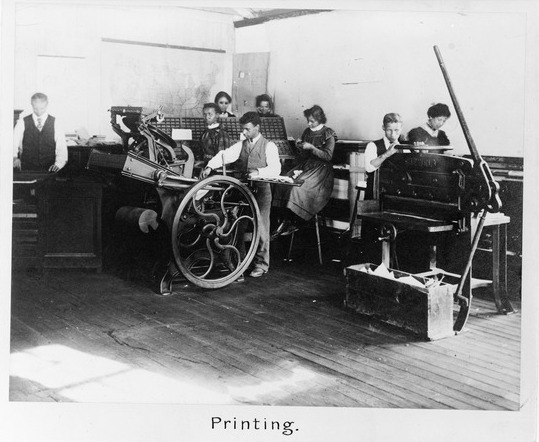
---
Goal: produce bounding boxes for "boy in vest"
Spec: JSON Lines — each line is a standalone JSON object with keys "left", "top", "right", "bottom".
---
{"left": 363, "top": 113, "right": 404, "bottom": 200}
{"left": 13, "top": 93, "right": 67, "bottom": 172}
{"left": 202, "top": 111, "right": 281, "bottom": 278}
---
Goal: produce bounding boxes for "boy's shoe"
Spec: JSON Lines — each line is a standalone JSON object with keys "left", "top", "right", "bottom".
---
{"left": 233, "top": 274, "right": 245, "bottom": 283}
{"left": 248, "top": 268, "right": 267, "bottom": 278}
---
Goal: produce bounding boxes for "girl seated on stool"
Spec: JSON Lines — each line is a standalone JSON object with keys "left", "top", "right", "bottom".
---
{"left": 271, "top": 105, "right": 337, "bottom": 239}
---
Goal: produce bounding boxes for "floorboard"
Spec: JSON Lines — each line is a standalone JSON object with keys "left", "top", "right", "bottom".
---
{"left": 9, "top": 257, "right": 522, "bottom": 410}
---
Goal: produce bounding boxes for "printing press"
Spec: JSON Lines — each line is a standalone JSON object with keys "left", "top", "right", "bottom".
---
{"left": 87, "top": 104, "right": 310, "bottom": 296}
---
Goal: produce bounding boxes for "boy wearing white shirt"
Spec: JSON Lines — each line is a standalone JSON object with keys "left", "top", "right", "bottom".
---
{"left": 13, "top": 93, "right": 67, "bottom": 172}
{"left": 203, "top": 111, "right": 281, "bottom": 277}
{"left": 363, "top": 113, "right": 404, "bottom": 200}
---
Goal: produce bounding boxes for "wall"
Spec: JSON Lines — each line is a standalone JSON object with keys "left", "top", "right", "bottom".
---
{"left": 13, "top": 3, "right": 237, "bottom": 137}
{"left": 11, "top": 3, "right": 534, "bottom": 155}
{"left": 235, "top": 4, "right": 531, "bottom": 157}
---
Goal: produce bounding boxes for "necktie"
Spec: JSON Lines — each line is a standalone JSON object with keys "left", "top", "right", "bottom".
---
{"left": 37, "top": 117, "right": 43, "bottom": 132}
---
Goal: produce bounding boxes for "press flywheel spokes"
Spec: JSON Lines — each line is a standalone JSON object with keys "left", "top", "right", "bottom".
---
{"left": 171, "top": 175, "right": 261, "bottom": 289}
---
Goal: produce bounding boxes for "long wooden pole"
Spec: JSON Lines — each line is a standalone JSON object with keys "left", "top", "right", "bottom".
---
{"left": 433, "top": 45, "right": 501, "bottom": 213}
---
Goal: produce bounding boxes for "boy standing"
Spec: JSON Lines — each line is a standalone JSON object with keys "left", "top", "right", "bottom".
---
{"left": 202, "top": 112, "right": 281, "bottom": 277}
{"left": 13, "top": 92, "right": 67, "bottom": 172}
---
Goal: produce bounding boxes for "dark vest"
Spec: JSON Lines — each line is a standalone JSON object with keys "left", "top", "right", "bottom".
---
{"left": 237, "top": 136, "right": 269, "bottom": 172}
{"left": 21, "top": 115, "right": 56, "bottom": 171}
{"left": 365, "top": 138, "right": 387, "bottom": 200}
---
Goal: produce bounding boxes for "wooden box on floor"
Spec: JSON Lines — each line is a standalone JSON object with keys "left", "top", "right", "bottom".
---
{"left": 344, "top": 263, "right": 454, "bottom": 340}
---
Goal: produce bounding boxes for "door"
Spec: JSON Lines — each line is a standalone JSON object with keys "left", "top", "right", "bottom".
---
{"left": 232, "top": 52, "right": 270, "bottom": 117}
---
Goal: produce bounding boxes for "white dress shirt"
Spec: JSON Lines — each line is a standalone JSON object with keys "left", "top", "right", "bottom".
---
{"left": 206, "top": 133, "right": 281, "bottom": 177}
{"left": 364, "top": 136, "right": 394, "bottom": 173}
{"left": 13, "top": 112, "right": 68, "bottom": 170}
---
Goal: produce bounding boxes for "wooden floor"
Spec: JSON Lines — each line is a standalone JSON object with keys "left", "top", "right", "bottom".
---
{"left": 9, "top": 257, "right": 521, "bottom": 409}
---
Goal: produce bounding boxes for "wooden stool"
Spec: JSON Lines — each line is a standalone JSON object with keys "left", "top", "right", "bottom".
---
{"left": 286, "top": 214, "right": 323, "bottom": 265}
{"left": 343, "top": 180, "right": 368, "bottom": 239}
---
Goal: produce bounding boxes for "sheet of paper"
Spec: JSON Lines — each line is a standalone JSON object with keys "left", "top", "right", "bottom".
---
{"left": 373, "top": 262, "right": 392, "bottom": 278}
{"left": 397, "top": 276, "right": 425, "bottom": 288}
{"left": 76, "top": 126, "right": 90, "bottom": 140}
{"left": 172, "top": 128, "right": 192, "bottom": 140}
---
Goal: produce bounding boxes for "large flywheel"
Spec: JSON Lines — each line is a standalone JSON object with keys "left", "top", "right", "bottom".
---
{"left": 171, "top": 175, "right": 261, "bottom": 289}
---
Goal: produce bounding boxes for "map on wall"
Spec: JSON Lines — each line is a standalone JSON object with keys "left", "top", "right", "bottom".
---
{"left": 100, "top": 41, "right": 225, "bottom": 118}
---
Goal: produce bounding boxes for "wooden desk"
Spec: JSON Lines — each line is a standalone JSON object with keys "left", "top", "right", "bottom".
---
{"left": 12, "top": 173, "right": 52, "bottom": 270}
{"left": 477, "top": 213, "right": 513, "bottom": 313}
{"left": 414, "top": 212, "right": 515, "bottom": 315}
{"left": 12, "top": 176, "right": 103, "bottom": 272}
{"left": 37, "top": 179, "right": 103, "bottom": 271}
{"left": 324, "top": 142, "right": 368, "bottom": 232}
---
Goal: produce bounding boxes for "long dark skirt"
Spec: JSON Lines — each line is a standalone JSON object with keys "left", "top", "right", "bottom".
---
{"left": 272, "top": 158, "right": 334, "bottom": 221}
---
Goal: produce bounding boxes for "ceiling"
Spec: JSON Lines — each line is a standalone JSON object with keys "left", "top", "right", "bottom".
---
{"left": 183, "top": 6, "right": 332, "bottom": 26}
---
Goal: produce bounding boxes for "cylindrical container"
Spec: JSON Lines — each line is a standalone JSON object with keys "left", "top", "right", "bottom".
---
{"left": 115, "top": 206, "right": 159, "bottom": 233}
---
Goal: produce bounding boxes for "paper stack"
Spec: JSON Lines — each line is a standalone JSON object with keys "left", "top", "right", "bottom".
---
{"left": 359, "top": 263, "right": 433, "bottom": 289}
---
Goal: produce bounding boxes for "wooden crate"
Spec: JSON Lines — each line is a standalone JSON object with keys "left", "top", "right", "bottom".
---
{"left": 345, "top": 263, "right": 454, "bottom": 340}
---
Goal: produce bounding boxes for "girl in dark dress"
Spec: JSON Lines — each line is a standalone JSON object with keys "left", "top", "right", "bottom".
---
{"left": 271, "top": 105, "right": 336, "bottom": 238}
{"left": 407, "top": 103, "right": 451, "bottom": 146}
{"left": 214, "top": 91, "right": 236, "bottom": 118}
